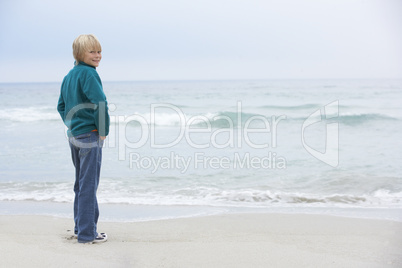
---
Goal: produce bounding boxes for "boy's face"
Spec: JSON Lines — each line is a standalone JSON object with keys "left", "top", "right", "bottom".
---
{"left": 82, "top": 50, "right": 102, "bottom": 67}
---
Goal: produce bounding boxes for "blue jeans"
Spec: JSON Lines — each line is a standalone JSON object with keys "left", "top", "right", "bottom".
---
{"left": 69, "top": 132, "right": 104, "bottom": 243}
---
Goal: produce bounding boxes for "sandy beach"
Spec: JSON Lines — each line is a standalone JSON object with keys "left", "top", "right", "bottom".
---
{"left": 1, "top": 213, "right": 401, "bottom": 267}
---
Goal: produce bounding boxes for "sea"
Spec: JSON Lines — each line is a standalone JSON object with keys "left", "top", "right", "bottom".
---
{"left": 0, "top": 79, "right": 401, "bottom": 222}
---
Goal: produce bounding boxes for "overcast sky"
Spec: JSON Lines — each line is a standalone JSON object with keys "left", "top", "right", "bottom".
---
{"left": 0, "top": 0, "right": 401, "bottom": 82}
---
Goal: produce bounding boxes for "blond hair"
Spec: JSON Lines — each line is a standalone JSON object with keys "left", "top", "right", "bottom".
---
{"left": 72, "top": 34, "right": 102, "bottom": 65}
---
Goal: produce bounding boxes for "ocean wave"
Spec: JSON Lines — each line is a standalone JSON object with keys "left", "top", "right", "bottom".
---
{"left": 1, "top": 181, "right": 401, "bottom": 208}
{"left": 0, "top": 107, "right": 59, "bottom": 122}
{"left": 258, "top": 104, "right": 321, "bottom": 110}
{"left": 338, "top": 113, "right": 399, "bottom": 125}
{"left": 119, "top": 110, "right": 286, "bottom": 129}
{"left": 289, "top": 113, "right": 400, "bottom": 125}
{"left": 118, "top": 109, "right": 400, "bottom": 129}
{"left": 0, "top": 106, "right": 280, "bottom": 127}
{"left": 3, "top": 105, "right": 398, "bottom": 127}
{"left": 204, "top": 189, "right": 401, "bottom": 207}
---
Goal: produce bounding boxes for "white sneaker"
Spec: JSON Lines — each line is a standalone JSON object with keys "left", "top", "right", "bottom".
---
{"left": 79, "top": 233, "right": 108, "bottom": 244}
{"left": 92, "top": 233, "right": 108, "bottom": 244}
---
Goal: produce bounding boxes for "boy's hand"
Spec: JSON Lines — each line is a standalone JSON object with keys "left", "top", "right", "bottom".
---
{"left": 100, "top": 136, "right": 106, "bottom": 140}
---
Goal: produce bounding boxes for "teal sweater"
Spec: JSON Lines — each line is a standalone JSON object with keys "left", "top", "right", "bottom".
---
{"left": 57, "top": 62, "right": 110, "bottom": 137}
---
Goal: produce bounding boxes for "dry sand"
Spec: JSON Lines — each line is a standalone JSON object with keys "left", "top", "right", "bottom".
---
{"left": 1, "top": 213, "right": 401, "bottom": 267}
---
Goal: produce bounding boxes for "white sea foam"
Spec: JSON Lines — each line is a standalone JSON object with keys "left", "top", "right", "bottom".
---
{"left": 0, "top": 107, "right": 59, "bottom": 122}
{"left": 1, "top": 180, "right": 401, "bottom": 209}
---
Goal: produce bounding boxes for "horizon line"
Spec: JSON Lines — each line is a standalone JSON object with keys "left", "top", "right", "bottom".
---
{"left": 1, "top": 77, "right": 402, "bottom": 84}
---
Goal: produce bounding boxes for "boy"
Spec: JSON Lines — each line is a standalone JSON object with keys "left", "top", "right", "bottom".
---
{"left": 57, "top": 34, "right": 110, "bottom": 244}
